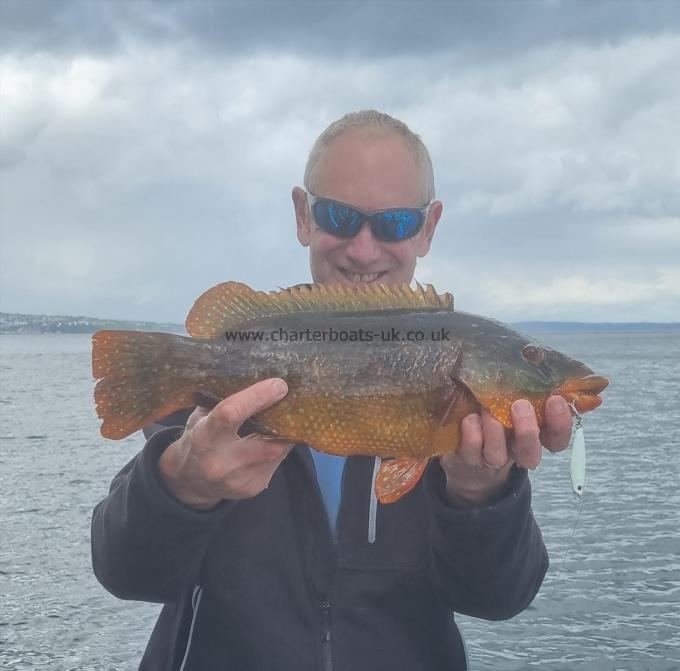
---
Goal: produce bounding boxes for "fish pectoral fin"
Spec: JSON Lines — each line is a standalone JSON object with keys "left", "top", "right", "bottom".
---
{"left": 241, "top": 416, "right": 295, "bottom": 442}
{"left": 192, "top": 390, "right": 223, "bottom": 411}
{"left": 375, "top": 457, "right": 429, "bottom": 504}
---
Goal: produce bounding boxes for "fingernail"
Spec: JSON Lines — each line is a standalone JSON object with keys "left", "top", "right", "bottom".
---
{"left": 514, "top": 399, "right": 533, "bottom": 417}
{"left": 550, "top": 397, "right": 569, "bottom": 415}
{"left": 271, "top": 379, "right": 287, "bottom": 395}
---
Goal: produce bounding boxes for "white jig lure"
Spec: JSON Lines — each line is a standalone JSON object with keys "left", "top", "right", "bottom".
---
{"left": 569, "top": 404, "right": 586, "bottom": 498}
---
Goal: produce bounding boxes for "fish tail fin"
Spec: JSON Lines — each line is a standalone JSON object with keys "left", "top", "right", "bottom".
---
{"left": 92, "top": 330, "right": 197, "bottom": 439}
{"left": 375, "top": 457, "right": 430, "bottom": 503}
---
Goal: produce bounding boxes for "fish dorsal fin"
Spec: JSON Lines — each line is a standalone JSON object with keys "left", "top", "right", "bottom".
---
{"left": 186, "top": 281, "right": 453, "bottom": 338}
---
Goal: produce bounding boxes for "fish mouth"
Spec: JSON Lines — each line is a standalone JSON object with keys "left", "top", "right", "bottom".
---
{"left": 556, "top": 374, "right": 609, "bottom": 413}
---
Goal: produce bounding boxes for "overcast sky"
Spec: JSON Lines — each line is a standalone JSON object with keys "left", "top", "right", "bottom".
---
{"left": 1, "top": 0, "right": 679, "bottom": 323}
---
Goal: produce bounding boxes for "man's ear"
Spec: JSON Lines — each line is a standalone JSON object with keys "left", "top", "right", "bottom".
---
{"left": 292, "top": 186, "right": 311, "bottom": 247}
{"left": 416, "top": 200, "right": 443, "bottom": 257}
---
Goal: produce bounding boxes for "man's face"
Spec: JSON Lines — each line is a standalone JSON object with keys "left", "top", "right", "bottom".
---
{"left": 293, "top": 130, "right": 442, "bottom": 286}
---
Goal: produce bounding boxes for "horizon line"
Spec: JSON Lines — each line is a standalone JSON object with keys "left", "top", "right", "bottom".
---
{"left": 1, "top": 311, "right": 678, "bottom": 327}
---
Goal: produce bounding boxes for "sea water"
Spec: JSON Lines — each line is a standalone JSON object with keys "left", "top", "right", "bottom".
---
{"left": 0, "top": 332, "right": 678, "bottom": 670}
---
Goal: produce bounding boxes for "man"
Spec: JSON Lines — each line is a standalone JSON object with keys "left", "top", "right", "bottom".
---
{"left": 92, "top": 110, "right": 572, "bottom": 670}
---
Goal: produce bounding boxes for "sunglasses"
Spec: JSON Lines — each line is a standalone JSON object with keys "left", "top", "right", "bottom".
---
{"left": 306, "top": 192, "right": 431, "bottom": 242}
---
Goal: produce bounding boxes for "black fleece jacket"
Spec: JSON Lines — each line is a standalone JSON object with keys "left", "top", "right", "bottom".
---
{"left": 91, "top": 422, "right": 548, "bottom": 671}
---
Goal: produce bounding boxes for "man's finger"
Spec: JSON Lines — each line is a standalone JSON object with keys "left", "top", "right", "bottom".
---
{"left": 207, "top": 378, "right": 289, "bottom": 436}
{"left": 228, "top": 437, "right": 295, "bottom": 470}
{"left": 185, "top": 405, "right": 210, "bottom": 431}
{"left": 222, "top": 441, "right": 296, "bottom": 498}
{"left": 458, "top": 413, "right": 484, "bottom": 466}
{"left": 480, "top": 410, "right": 509, "bottom": 469}
{"left": 510, "top": 399, "right": 541, "bottom": 469}
{"left": 539, "top": 395, "right": 572, "bottom": 453}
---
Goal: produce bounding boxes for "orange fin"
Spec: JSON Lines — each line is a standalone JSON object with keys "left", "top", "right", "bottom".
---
{"left": 185, "top": 281, "right": 453, "bottom": 338}
{"left": 375, "top": 457, "right": 429, "bottom": 504}
{"left": 92, "top": 330, "right": 196, "bottom": 439}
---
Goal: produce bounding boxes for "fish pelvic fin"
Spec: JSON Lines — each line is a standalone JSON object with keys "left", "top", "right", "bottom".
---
{"left": 375, "top": 457, "right": 430, "bottom": 504}
{"left": 92, "top": 330, "right": 196, "bottom": 440}
{"left": 185, "top": 281, "right": 454, "bottom": 338}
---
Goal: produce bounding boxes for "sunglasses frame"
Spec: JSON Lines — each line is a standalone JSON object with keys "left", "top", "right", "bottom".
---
{"left": 306, "top": 191, "right": 432, "bottom": 242}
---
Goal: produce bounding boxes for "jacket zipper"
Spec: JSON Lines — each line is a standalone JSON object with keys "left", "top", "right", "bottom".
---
{"left": 320, "top": 600, "right": 333, "bottom": 671}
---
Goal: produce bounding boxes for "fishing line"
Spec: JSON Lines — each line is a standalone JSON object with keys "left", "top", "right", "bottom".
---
{"left": 482, "top": 500, "right": 585, "bottom": 669}
{"left": 497, "top": 417, "right": 587, "bottom": 668}
{"left": 559, "top": 487, "right": 586, "bottom": 567}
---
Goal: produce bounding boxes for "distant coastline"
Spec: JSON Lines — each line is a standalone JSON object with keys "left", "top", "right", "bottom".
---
{"left": 512, "top": 321, "right": 680, "bottom": 333}
{"left": 1, "top": 311, "right": 678, "bottom": 335}
{"left": 0, "top": 312, "right": 185, "bottom": 335}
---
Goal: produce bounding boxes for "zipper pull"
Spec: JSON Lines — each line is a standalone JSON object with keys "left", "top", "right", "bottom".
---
{"left": 320, "top": 601, "right": 333, "bottom": 670}
{"left": 320, "top": 601, "right": 331, "bottom": 641}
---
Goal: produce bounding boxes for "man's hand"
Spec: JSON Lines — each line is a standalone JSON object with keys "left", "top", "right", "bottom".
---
{"left": 440, "top": 395, "right": 573, "bottom": 506}
{"left": 158, "top": 379, "right": 295, "bottom": 510}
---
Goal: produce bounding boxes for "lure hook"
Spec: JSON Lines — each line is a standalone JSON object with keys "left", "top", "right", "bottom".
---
{"left": 568, "top": 401, "right": 583, "bottom": 430}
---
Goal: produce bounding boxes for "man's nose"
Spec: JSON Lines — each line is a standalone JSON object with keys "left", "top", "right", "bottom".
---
{"left": 344, "top": 221, "right": 382, "bottom": 265}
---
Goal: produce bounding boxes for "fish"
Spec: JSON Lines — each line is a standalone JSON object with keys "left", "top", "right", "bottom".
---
{"left": 92, "top": 281, "right": 609, "bottom": 503}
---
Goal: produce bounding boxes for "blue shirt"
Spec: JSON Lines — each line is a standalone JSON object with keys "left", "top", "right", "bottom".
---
{"left": 310, "top": 450, "right": 346, "bottom": 534}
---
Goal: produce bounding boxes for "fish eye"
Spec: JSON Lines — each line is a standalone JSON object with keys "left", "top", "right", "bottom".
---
{"left": 522, "top": 345, "right": 545, "bottom": 365}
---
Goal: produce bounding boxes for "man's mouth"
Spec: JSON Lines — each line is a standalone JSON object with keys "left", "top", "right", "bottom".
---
{"left": 339, "top": 269, "right": 386, "bottom": 284}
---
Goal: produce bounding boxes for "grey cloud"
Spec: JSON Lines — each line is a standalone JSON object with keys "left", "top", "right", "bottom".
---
{"left": 2, "top": 0, "right": 680, "bottom": 59}
{"left": 1, "top": 5, "right": 678, "bottom": 322}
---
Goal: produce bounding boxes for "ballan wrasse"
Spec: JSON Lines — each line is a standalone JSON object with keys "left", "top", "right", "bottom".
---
{"left": 92, "top": 282, "right": 609, "bottom": 503}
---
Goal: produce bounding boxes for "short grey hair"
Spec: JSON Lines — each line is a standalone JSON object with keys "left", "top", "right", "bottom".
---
{"left": 304, "top": 110, "right": 435, "bottom": 203}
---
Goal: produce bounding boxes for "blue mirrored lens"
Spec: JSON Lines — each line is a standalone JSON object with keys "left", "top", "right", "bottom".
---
{"left": 312, "top": 196, "right": 425, "bottom": 241}
{"left": 314, "top": 200, "right": 363, "bottom": 237}
{"left": 373, "top": 210, "right": 423, "bottom": 241}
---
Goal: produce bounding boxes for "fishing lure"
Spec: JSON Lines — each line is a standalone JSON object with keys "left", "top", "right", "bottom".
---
{"left": 569, "top": 403, "right": 586, "bottom": 498}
